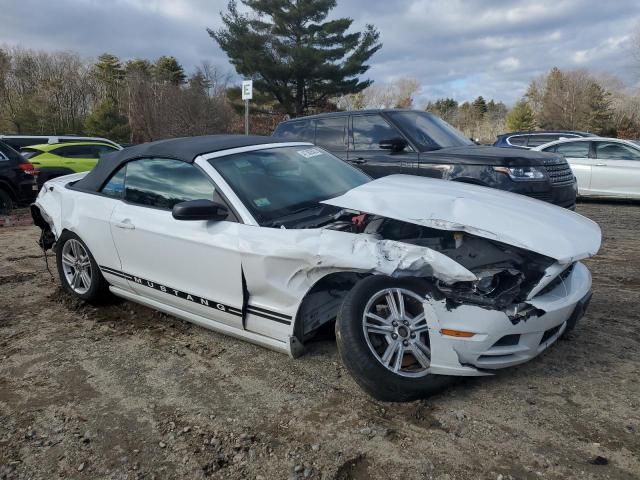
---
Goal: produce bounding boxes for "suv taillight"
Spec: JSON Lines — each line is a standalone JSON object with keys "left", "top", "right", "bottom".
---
{"left": 18, "top": 162, "right": 38, "bottom": 177}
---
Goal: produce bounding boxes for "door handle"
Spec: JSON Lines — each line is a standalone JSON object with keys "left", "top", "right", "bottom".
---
{"left": 595, "top": 163, "right": 607, "bottom": 166}
{"left": 114, "top": 221, "right": 135, "bottom": 230}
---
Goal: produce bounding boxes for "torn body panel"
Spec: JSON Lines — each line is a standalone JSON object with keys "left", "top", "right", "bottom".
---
{"left": 237, "top": 227, "right": 478, "bottom": 339}
{"left": 425, "top": 262, "right": 592, "bottom": 376}
{"left": 322, "top": 174, "right": 601, "bottom": 264}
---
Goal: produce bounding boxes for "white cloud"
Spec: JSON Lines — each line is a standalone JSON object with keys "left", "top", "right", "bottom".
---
{"left": 498, "top": 57, "right": 521, "bottom": 71}
{"left": 0, "top": 0, "right": 638, "bottom": 105}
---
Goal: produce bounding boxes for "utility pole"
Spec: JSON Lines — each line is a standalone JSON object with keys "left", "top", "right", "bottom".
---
{"left": 241, "top": 80, "right": 253, "bottom": 136}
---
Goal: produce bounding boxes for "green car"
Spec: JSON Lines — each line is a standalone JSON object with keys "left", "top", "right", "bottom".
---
{"left": 21, "top": 142, "right": 121, "bottom": 186}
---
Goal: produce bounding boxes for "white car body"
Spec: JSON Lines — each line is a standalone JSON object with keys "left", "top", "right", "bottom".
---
{"left": 534, "top": 137, "right": 640, "bottom": 199}
{"left": 33, "top": 139, "right": 601, "bottom": 379}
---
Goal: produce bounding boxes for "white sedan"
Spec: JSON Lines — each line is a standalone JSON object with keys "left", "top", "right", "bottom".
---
{"left": 31, "top": 135, "right": 601, "bottom": 401}
{"left": 534, "top": 137, "right": 640, "bottom": 199}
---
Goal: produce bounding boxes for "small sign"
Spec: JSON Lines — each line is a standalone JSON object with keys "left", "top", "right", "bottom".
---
{"left": 297, "top": 148, "right": 323, "bottom": 158}
{"left": 242, "top": 80, "right": 253, "bottom": 100}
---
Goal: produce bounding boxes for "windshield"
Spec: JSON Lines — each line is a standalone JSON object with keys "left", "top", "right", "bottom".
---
{"left": 388, "top": 111, "right": 473, "bottom": 151}
{"left": 211, "top": 146, "right": 369, "bottom": 226}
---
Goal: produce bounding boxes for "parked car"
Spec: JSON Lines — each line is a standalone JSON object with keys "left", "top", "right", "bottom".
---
{"left": 0, "top": 134, "right": 122, "bottom": 150}
{"left": 533, "top": 137, "right": 640, "bottom": 199}
{"left": 273, "top": 110, "right": 577, "bottom": 209}
{"left": 31, "top": 135, "right": 601, "bottom": 401}
{"left": 494, "top": 131, "right": 595, "bottom": 149}
{"left": 21, "top": 142, "right": 120, "bottom": 186}
{"left": 0, "top": 140, "right": 38, "bottom": 214}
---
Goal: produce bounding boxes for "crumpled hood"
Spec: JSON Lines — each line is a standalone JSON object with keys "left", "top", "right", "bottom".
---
{"left": 322, "top": 175, "right": 601, "bottom": 264}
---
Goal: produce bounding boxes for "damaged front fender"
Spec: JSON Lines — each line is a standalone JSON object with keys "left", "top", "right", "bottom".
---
{"left": 239, "top": 228, "right": 477, "bottom": 322}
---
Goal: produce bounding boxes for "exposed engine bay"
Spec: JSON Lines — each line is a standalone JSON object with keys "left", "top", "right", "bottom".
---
{"left": 317, "top": 210, "right": 555, "bottom": 315}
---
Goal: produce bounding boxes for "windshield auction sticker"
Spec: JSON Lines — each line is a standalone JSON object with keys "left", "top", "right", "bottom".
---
{"left": 297, "top": 148, "right": 323, "bottom": 158}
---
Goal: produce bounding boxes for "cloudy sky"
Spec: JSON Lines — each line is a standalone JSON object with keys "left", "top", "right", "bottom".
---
{"left": 1, "top": 0, "right": 639, "bottom": 105}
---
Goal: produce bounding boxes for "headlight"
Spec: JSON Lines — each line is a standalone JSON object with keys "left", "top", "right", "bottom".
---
{"left": 493, "top": 166, "right": 546, "bottom": 181}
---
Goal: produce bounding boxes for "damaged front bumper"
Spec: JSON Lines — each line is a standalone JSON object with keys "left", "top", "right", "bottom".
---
{"left": 425, "top": 261, "right": 592, "bottom": 376}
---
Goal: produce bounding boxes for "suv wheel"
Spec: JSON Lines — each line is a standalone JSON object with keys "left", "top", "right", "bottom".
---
{"left": 0, "top": 188, "right": 14, "bottom": 215}
{"left": 336, "top": 275, "right": 454, "bottom": 402}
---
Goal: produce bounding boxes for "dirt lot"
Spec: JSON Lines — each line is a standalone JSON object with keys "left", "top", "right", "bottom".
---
{"left": 0, "top": 203, "right": 638, "bottom": 480}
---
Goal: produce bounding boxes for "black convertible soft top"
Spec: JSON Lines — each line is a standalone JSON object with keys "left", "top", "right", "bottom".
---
{"left": 72, "top": 135, "right": 295, "bottom": 192}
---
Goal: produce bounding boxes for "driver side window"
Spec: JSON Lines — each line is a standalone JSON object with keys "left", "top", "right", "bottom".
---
{"left": 100, "top": 158, "right": 232, "bottom": 214}
{"left": 595, "top": 142, "right": 640, "bottom": 161}
{"left": 124, "top": 158, "right": 215, "bottom": 209}
{"left": 351, "top": 115, "right": 405, "bottom": 151}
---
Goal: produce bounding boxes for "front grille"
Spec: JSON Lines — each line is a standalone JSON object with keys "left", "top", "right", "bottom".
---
{"left": 525, "top": 191, "right": 552, "bottom": 202}
{"left": 492, "top": 334, "right": 520, "bottom": 347}
{"left": 542, "top": 157, "right": 574, "bottom": 185}
{"left": 540, "top": 325, "right": 562, "bottom": 344}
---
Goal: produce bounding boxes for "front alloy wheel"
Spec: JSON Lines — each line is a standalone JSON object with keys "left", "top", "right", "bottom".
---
{"left": 336, "top": 276, "right": 454, "bottom": 402}
{"left": 362, "top": 288, "right": 431, "bottom": 377}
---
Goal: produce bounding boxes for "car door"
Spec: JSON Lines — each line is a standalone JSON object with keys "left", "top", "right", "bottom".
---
{"left": 314, "top": 117, "right": 348, "bottom": 160}
{"left": 109, "top": 158, "right": 245, "bottom": 329}
{"left": 549, "top": 141, "right": 593, "bottom": 195}
{"left": 591, "top": 141, "right": 640, "bottom": 198}
{"left": 347, "top": 114, "right": 419, "bottom": 178}
{"left": 53, "top": 145, "right": 99, "bottom": 172}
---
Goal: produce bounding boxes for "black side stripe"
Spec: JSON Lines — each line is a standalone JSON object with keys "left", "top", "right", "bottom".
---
{"left": 247, "top": 305, "right": 292, "bottom": 320}
{"left": 246, "top": 308, "right": 292, "bottom": 325}
{"left": 101, "top": 266, "right": 132, "bottom": 280}
{"left": 99, "top": 266, "right": 242, "bottom": 317}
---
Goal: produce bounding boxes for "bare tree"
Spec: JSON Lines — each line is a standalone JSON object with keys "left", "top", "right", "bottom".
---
{"left": 337, "top": 77, "right": 420, "bottom": 110}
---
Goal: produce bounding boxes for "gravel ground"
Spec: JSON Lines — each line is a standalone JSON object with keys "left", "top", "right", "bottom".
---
{"left": 0, "top": 202, "right": 638, "bottom": 480}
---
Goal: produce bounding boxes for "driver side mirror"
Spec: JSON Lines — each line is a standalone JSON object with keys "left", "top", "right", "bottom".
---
{"left": 172, "top": 199, "right": 229, "bottom": 221}
{"left": 379, "top": 137, "right": 408, "bottom": 152}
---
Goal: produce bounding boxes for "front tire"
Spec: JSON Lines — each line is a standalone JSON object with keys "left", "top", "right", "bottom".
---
{"left": 56, "top": 231, "right": 111, "bottom": 303}
{"left": 336, "top": 275, "right": 454, "bottom": 402}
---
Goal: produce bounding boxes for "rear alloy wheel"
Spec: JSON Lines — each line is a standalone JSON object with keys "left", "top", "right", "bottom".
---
{"left": 60, "top": 239, "right": 93, "bottom": 295}
{"left": 56, "top": 231, "right": 111, "bottom": 303}
{"left": 337, "top": 276, "right": 454, "bottom": 402}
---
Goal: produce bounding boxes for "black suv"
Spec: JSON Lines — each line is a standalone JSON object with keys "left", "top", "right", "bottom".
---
{"left": 274, "top": 110, "right": 577, "bottom": 209}
{"left": 0, "top": 140, "right": 38, "bottom": 214}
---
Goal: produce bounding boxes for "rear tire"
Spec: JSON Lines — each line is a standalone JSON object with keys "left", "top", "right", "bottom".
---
{"left": 0, "top": 188, "right": 14, "bottom": 215}
{"left": 56, "top": 231, "right": 112, "bottom": 304}
{"left": 336, "top": 275, "right": 454, "bottom": 402}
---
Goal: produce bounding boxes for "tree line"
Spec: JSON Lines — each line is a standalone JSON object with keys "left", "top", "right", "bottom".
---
{"left": 0, "top": 48, "right": 238, "bottom": 143}
{"left": 1, "top": 0, "right": 638, "bottom": 145}
{"left": 2, "top": 45, "right": 638, "bottom": 146}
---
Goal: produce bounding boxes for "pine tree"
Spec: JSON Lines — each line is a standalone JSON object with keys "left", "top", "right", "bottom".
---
{"left": 154, "top": 56, "right": 186, "bottom": 85}
{"left": 426, "top": 98, "right": 458, "bottom": 124}
{"left": 585, "top": 82, "right": 613, "bottom": 135}
{"left": 539, "top": 67, "right": 566, "bottom": 129}
{"left": 472, "top": 96, "right": 488, "bottom": 117}
{"left": 93, "top": 53, "right": 125, "bottom": 103}
{"left": 505, "top": 100, "right": 536, "bottom": 132}
{"left": 84, "top": 100, "right": 130, "bottom": 143}
{"left": 125, "top": 59, "right": 154, "bottom": 77}
{"left": 209, "top": 0, "right": 381, "bottom": 117}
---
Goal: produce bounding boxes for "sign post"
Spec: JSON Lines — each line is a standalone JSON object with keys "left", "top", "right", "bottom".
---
{"left": 241, "top": 80, "right": 253, "bottom": 136}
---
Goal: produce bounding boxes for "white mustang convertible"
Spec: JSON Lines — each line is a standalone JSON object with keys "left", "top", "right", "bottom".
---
{"left": 32, "top": 135, "right": 601, "bottom": 401}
